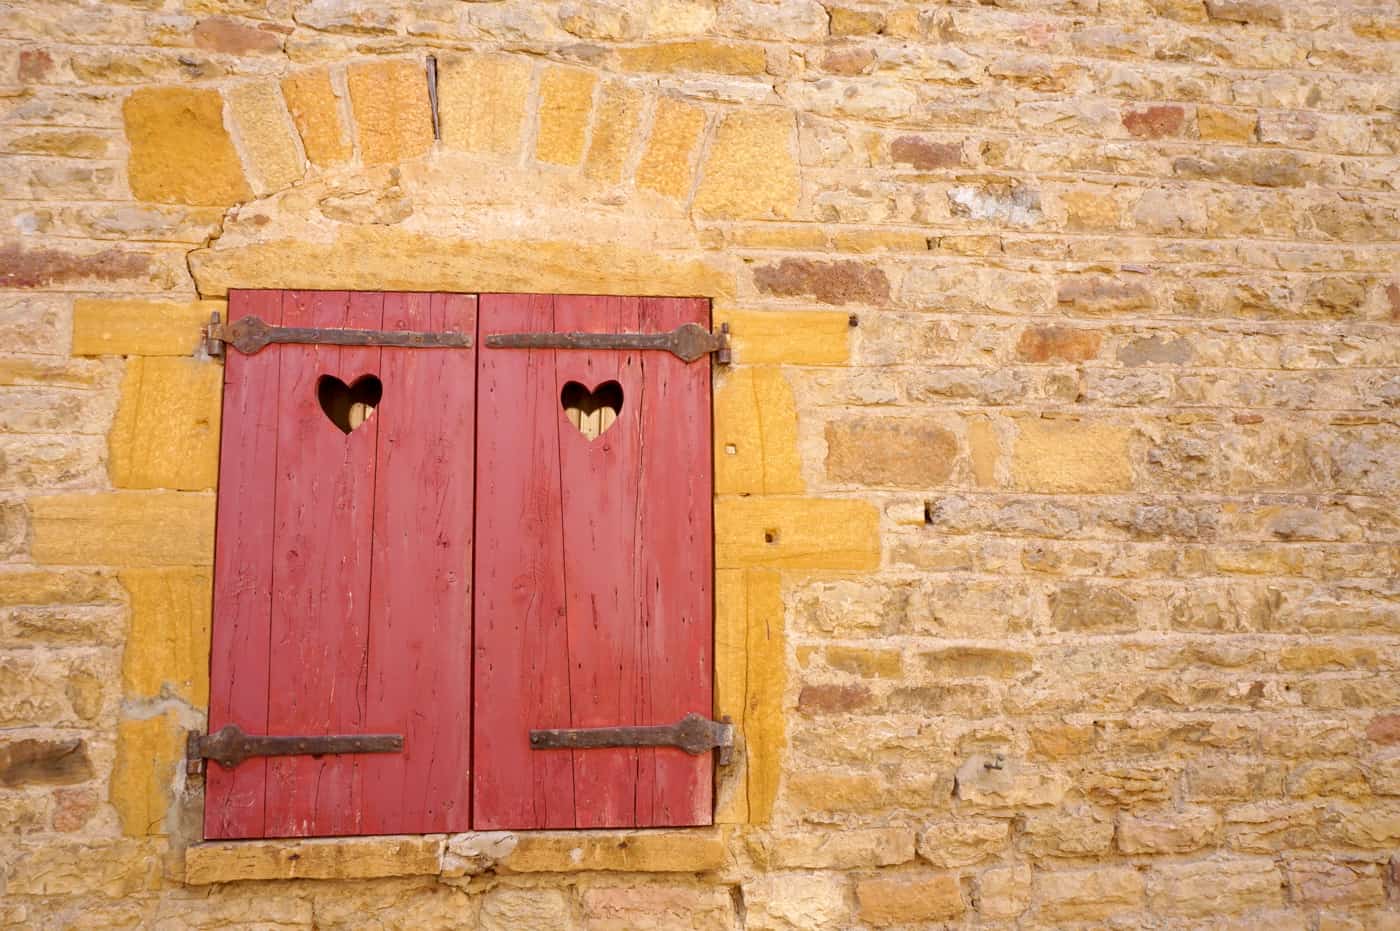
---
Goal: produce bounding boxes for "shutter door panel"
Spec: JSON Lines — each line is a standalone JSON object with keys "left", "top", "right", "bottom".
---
{"left": 474, "top": 294, "right": 714, "bottom": 829}
{"left": 206, "top": 290, "right": 475, "bottom": 839}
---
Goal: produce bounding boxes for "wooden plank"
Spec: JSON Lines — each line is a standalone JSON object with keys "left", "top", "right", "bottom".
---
{"left": 636, "top": 296, "right": 713, "bottom": 826}
{"left": 473, "top": 293, "right": 573, "bottom": 829}
{"left": 554, "top": 295, "right": 644, "bottom": 828}
{"left": 360, "top": 292, "right": 475, "bottom": 834}
{"left": 473, "top": 294, "right": 714, "bottom": 829}
{"left": 263, "top": 290, "right": 380, "bottom": 837}
{"left": 206, "top": 289, "right": 283, "bottom": 840}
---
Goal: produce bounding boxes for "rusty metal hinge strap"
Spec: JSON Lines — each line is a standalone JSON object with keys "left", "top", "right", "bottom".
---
{"left": 205, "top": 313, "right": 473, "bottom": 357}
{"left": 486, "top": 322, "right": 730, "bottom": 364}
{"left": 187, "top": 723, "right": 404, "bottom": 770}
{"left": 529, "top": 712, "right": 734, "bottom": 765}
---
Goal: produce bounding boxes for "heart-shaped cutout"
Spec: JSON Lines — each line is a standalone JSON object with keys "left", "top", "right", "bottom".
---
{"left": 318, "top": 374, "right": 382, "bottom": 434}
{"left": 561, "top": 380, "right": 623, "bottom": 440}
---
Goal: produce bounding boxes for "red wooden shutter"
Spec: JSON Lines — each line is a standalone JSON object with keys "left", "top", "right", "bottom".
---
{"left": 473, "top": 294, "right": 715, "bottom": 829}
{"left": 206, "top": 290, "right": 476, "bottom": 838}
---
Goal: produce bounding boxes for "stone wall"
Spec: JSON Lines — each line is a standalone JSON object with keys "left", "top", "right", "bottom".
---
{"left": 2, "top": 0, "right": 1399, "bottom": 927}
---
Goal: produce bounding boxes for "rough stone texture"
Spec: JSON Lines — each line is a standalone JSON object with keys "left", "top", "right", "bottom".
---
{"left": 0, "top": 738, "right": 92, "bottom": 787}
{"left": 30, "top": 492, "right": 214, "bottom": 566}
{"left": 715, "top": 310, "right": 850, "bottom": 365}
{"left": 636, "top": 96, "right": 707, "bottom": 200}
{"left": 122, "top": 87, "right": 250, "bottom": 207}
{"left": 119, "top": 568, "right": 211, "bottom": 706}
{"left": 190, "top": 229, "right": 732, "bottom": 300}
{"left": 72, "top": 300, "right": 225, "bottom": 357}
{"left": 345, "top": 59, "right": 432, "bottom": 167}
{"left": 584, "top": 80, "right": 645, "bottom": 184}
{"left": 744, "top": 873, "right": 848, "bottom": 931}
{"left": 716, "top": 498, "right": 880, "bottom": 570}
{"left": 826, "top": 416, "right": 958, "bottom": 487}
{"left": 185, "top": 836, "right": 444, "bottom": 884}
{"left": 500, "top": 829, "right": 728, "bottom": 872}
{"left": 760, "top": 827, "right": 914, "bottom": 869}
{"left": 857, "top": 873, "right": 965, "bottom": 925}
{"left": 437, "top": 53, "right": 533, "bottom": 156}
{"left": 714, "top": 367, "right": 802, "bottom": 495}
{"left": 281, "top": 68, "right": 352, "bottom": 167}
{"left": 110, "top": 711, "right": 182, "bottom": 836}
{"left": 227, "top": 81, "right": 304, "bottom": 195}
{"left": 535, "top": 65, "right": 597, "bottom": 167}
{"left": 715, "top": 569, "right": 785, "bottom": 825}
{"left": 695, "top": 109, "right": 799, "bottom": 219}
{"left": 3, "top": 2, "right": 1399, "bottom": 926}
{"left": 753, "top": 258, "right": 890, "bottom": 305}
{"left": 107, "top": 357, "right": 222, "bottom": 490}
{"left": 1012, "top": 418, "right": 1134, "bottom": 492}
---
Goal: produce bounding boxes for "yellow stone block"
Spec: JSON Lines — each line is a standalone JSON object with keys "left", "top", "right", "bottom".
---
{"left": 5, "top": 840, "right": 161, "bottom": 896}
{"left": 108, "top": 357, "right": 222, "bottom": 490}
{"left": 502, "top": 829, "right": 728, "bottom": 872}
{"left": 227, "top": 80, "right": 304, "bottom": 194}
{"left": 0, "top": 569, "right": 122, "bottom": 606}
{"left": 110, "top": 711, "right": 181, "bottom": 836}
{"left": 281, "top": 67, "right": 352, "bottom": 166}
{"left": 437, "top": 53, "right": 532, "bottom": 157}
{"left": 730, "top": 226, "right": 828, "bottom": 249}
{"left": 123, "top": 87, "right": 251, "bottom": 207}
{"left": 636, "top": 97, "right": 706, "bottom": 200}
{"left": 714, "top": 568, "right": 749, "bottom": 824}
{"left": 714, "top": 309, "right": 849, "bottom": 365}
{"left": 119, "top": 568, "right": 212, "bottom": 706}
{"left": 190, "top": 229, "right": 734, "bottom": 300}
{"left": 1012, "top": 418, "right": 1133, "bottom": 493}
{"left": 346, "top": 59, "right": 433, "bottom": 167}
{"left": 184, "top": 836, "right": 444, "bottom": 884}
{"left": 833, "top": 229, "right": 930, "bottom": 253}
{"left": 743, "top": 569, "right": 785, "bottom": 823}
{"left": 714, "top": 568, "right": 787, "bottom": 825}
{"left": 30, "top": 492, "right": 215, "bottom": 567}
{"left": 584, "top": 80, "right": 644, "bottom": 184}
{"left": 536, "top": 65, "right": 597, "bottom": 167}
{"left": 1060, "top": 188, "right": 1124, "bottom": 232}
{"left": 1198, "top": 105, "right": 1257, "bottom": 143}
{"left": 716, "top": 497, "right": 881, "bottom": 570}
{"left": 968, "top": 416, "right": 999, "bottom": 487}
{"left": 695, "top": 109, "right": 799, "bottom": 220}
{"left": 5, "top": 129, "right": 110, "bottom": 158}
{"left": 73, "top": 299, "right": 225, "bottom": 357}
{"left": 617, "top": 40, "right": 767, "bottom": 75}
{"left": 714, "top": 367, "right": 803, "bottom": 495}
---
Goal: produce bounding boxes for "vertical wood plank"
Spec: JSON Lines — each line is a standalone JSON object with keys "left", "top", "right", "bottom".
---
{"left": 554, "top": 295, "right": 644, "bottom": 828}
{"left": 637, "top": 296, "right": 713, "bottom": 826}
{"left": 205, "top": 289, "right": 283, "bottom": 840}
{"left": 473, "top": 293, "right": 573, "bottom": 829}
{"left": 361, "top": 292, "right": 475, "bottom": 834}
{"left": 263, "top": 290, "right": 380, "bottom": 838}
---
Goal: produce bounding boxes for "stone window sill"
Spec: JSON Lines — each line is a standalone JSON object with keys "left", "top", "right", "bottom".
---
{"left": 182, "top": 828, "right": 729, "bottom": 885}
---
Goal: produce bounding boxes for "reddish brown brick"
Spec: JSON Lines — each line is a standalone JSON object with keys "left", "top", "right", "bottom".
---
{"left": 1015, "top": 326, "right": 1103, "bottom": 363}
{"left": 1123, "top": 105, "right": 1187, "bottom": 139}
